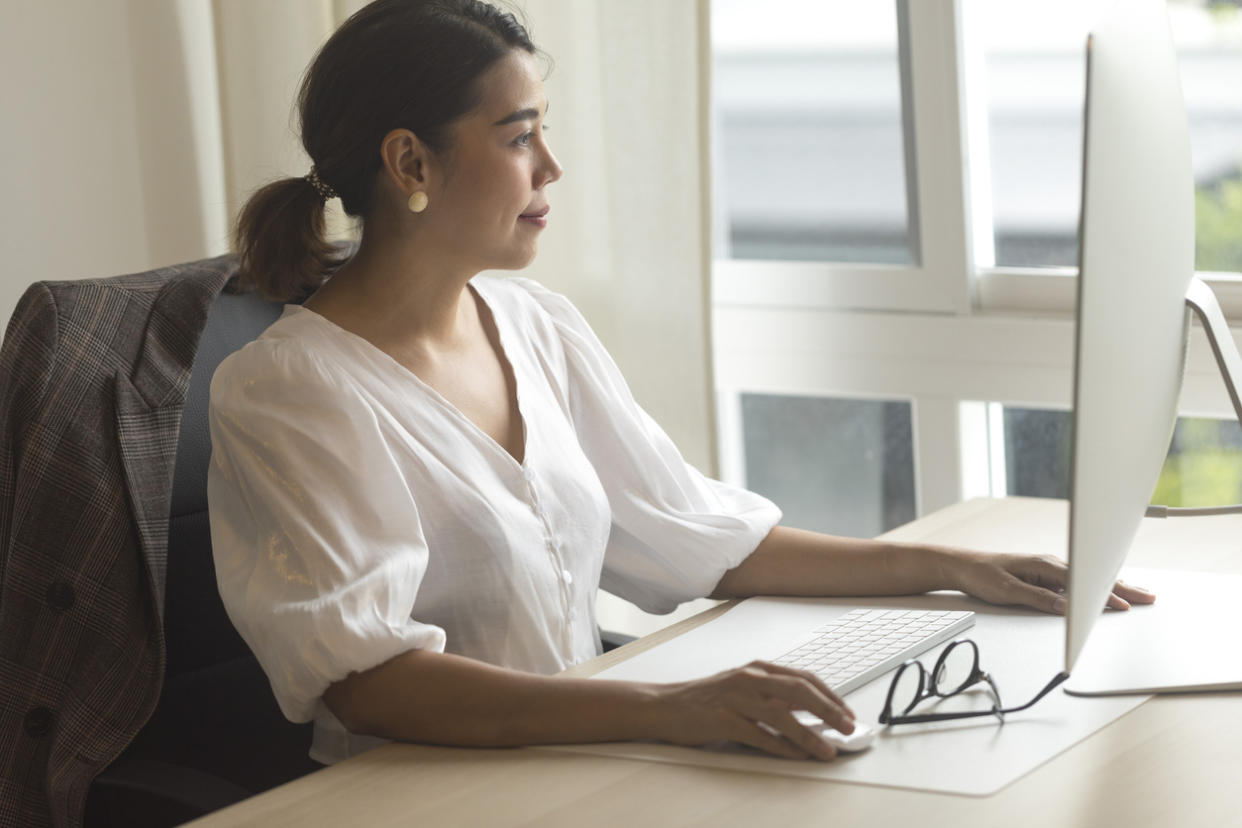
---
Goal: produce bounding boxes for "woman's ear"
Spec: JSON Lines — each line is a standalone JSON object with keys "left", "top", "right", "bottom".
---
{"left": 379, "top": 128, "right": 432, "bottom": 196}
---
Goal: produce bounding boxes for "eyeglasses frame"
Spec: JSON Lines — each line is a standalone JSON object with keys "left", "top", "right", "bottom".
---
{"left": 878, "top": 638, "right": 1070, "bottom": 726}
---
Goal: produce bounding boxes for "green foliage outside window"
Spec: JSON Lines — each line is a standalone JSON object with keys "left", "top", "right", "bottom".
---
{"left": 1151, "top": 418, "right": 1242, "bottom": 507}
{"left": 1195, "top": 165, "right": 1242, "bottom": 273}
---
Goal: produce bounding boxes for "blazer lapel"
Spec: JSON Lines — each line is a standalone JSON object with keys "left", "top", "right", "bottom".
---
{"left": 114, "top": 272, "right": 231, "bottom": 619}
{"left": 114, "top": 372, "right": 183, "bottom": 620}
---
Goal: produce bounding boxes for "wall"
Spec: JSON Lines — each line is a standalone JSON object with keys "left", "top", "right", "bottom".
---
{"left": 0, "top": 1, "right": 229, "bottom": 329}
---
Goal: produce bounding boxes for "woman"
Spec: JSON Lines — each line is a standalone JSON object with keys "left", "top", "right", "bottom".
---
{"left": 208, "top": 0, "right": 1152, "bottom": 766}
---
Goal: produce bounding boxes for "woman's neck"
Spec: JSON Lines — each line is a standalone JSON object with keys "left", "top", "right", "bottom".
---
{"left": 305, "top": 220, "right": 479, "bottom": 350}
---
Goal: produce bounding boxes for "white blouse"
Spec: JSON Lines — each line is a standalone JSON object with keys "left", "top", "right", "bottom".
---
{"left": 207, "top": 276, "right": 781, "bottom": 763}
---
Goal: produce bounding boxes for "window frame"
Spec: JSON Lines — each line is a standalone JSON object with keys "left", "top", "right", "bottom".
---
{"left": 714, "top": 1, "right": 974, "bottom": 315}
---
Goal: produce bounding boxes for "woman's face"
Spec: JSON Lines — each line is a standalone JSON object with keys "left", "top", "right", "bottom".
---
{"left": 423, "top": 49, "right": 563, "bottom": 273}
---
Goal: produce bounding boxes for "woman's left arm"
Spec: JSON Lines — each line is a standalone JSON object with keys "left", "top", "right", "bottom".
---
{"left": 710, "top": 525, "right": 1155, "bottom": 614}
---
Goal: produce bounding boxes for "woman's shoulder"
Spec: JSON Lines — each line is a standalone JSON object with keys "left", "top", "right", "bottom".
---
{"left": 209, "top": 306, "right": 358, "bottom": 412}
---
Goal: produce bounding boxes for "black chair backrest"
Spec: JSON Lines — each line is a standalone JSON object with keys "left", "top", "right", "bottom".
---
{"left": 165, "top": 290, "right": 284, "bottom": 678}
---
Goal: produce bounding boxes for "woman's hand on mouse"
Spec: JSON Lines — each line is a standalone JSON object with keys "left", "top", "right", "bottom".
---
{"left": 644, "top": 661, "right": 854, "bottom": 761}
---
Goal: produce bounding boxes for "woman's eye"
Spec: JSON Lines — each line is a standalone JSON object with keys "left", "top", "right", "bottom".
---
{"left": 514, "top": 125, "right": 548, "bottom": 147}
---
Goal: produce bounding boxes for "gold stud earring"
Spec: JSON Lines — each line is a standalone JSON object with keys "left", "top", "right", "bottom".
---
{"left": 408, "top": 191, "right": 429, "bottom": 213}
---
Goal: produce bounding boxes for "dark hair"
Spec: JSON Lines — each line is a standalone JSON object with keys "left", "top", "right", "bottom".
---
{"left": 234, "top": 0, "right": 537, "bottom": 301}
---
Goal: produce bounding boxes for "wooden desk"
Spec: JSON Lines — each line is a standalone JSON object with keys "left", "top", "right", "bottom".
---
{"left": 186, "top": 498, "right": 1242, "bottom": 827}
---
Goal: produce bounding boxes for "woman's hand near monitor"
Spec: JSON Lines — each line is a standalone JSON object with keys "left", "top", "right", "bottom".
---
{"left": 710, "top": 526, "right": 1156, "bottom": 614}
{"left": 946, "top": 549, "right": 1156, "bottom": 613}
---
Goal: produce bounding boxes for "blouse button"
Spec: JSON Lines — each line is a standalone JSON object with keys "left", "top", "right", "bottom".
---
{"left": 561, "top": 568, "right": 574, "bottom": 585}
{"left": 521, "top": 468, "right": 534, "bottom": 482}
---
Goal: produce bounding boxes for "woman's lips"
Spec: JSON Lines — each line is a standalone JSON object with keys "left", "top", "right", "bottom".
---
{"left": 519, "top": 205, "right": 549, "bottom": 228}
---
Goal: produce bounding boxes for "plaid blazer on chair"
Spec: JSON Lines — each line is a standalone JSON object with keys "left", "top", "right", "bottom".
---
{"left": 0, "top": 256, "right": 234, "bottom": 827}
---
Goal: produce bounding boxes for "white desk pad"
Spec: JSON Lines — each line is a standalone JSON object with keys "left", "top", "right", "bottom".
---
{"left": 540, "top": 583, "right": 1159, "bottom": 796}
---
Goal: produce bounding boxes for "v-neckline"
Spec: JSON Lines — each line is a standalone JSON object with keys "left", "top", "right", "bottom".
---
{"left": 291, "top": 278, "right": 530, "bottom": 470}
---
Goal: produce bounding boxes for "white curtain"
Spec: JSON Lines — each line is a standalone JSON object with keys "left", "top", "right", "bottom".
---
{"left": 515, "top": 0, "right": 717, "bottom": 475}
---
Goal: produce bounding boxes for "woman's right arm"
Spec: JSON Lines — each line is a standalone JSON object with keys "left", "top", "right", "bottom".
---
{"left": 323, "top": 649, "right": 856, "bottom": 761}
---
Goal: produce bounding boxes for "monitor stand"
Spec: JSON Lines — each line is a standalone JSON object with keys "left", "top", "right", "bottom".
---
{"left": 1186, "top": 276, "right": 1242, "bottom": 426}
{"left": 1066, "top": 276, "right": 1242, "bottom": 696}
{"left": 1146, "top": 278, "right": 1242, "bottom": 522}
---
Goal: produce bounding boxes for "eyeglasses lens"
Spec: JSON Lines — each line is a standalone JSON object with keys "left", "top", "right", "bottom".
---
{"left": 933, "top": 640, "right": 978, "bottom": 696}
{"left": 891, "top": 661, "right": 925, "bottom": 716}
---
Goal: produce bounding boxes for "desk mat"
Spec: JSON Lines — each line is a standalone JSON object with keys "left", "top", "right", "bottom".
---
{"left": 539, "top": 588, "right": 1153, "bottom": 796}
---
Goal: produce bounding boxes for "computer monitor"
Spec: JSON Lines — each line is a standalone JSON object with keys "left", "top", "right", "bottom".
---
{"left": 1065, "top": 0, "right": 1195, "bottom": 675}
{"left": 1065, "top": 0, "right": 1242, "bottom": 694}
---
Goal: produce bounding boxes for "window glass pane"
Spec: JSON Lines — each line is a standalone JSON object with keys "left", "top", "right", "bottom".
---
{"left": 975, "top": 2, "right": 1103, "bottom": 268}
{"left": 741, "top": 394, "right": 915, "bottom": 538}
{"left": 1003, "top": 407, "right": 1073, "bottom": 498}
{"left": 712, "top": 0, "right": 914, "bottom": 264}
{"left": 997, "top": 406, "right": 1242, "bottom": 508}
{"left": 976, "top": 0, "right": 1242, "bottom": 271}
{"left": 1179, "top": 3, "right": 1242, "bottom": 273}
{"left": 1153, "top": 416, "right": 1242, "bottom": 506}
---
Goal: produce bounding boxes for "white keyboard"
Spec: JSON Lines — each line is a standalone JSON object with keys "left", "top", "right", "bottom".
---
{"left": 775, "top": 608, "right": 975, "bottom": 695}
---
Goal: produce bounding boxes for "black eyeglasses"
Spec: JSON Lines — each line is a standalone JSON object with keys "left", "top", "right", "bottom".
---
{"left": 878, "top": 639, "right": 1069, "bottom": 726}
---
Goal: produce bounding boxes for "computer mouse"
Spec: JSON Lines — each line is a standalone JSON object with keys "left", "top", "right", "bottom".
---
{"left": 817, "top": 721, "right": 875, "bottom": 753}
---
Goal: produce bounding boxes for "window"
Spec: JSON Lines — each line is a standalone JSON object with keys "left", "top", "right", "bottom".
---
{"left": 710, "top": 1, "right": 1242, "bottom": 529}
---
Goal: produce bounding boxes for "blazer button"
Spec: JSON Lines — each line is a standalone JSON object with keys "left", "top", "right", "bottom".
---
{"left": 47, "top": 581, "right": 75, "bottom": 612}
{"left": 24, "top": 707, "right": 54, "bottom": 738}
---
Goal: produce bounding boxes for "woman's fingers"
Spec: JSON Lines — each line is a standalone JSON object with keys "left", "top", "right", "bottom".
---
{"left": 733, "top": 665, "right": 851, "bottom": 761}
{"left": 1104, "top": 591, "right": 1132, "bottom": 610}
{"left": 738, "top": 707, "right": 837, "bottom": 761}
{"left": 1113, "top": 579, "right": 1156, "bottom": 604}
{"left": 729, "top": 716, "right": 825, "bottom": 761}
{"left": 740, "top": 663, "right": 855, "bottom": 733}
{"left": 1104, "top": 579, "right": 1158, "bottom": 610}
{"left": 667, "top": 663, "right": 851, "bottom": 761}
{"left": 751, "top": 660, "right": 853, "bottom": 718}
{"left": 990, "top": 559, "right": 1157, "bottom": 613}
{"left": 960, "top": 548, "right": 1159, "bottom": 614}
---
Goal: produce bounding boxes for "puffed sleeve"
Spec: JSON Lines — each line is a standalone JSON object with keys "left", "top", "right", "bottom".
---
{"left": 513, "top": 278, "right": 782, "bottom": 614}
{"left": 207, "top": 342, "right": 445, "bottom": 723}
